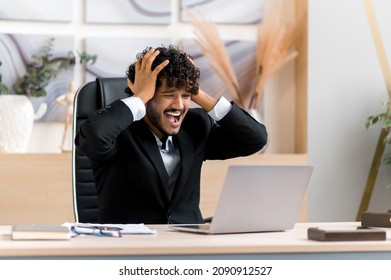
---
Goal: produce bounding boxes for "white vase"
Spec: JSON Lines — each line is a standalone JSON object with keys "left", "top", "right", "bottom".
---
{"left": 0, "top": 95, "right": 34, "bottom": 152}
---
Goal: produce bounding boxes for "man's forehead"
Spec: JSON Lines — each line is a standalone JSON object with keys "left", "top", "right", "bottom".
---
{"left": 159, "top": 79, "right": 184, "bottom": 92}
{"left": 160, "top": 86, "right": 179, "bottom": 93}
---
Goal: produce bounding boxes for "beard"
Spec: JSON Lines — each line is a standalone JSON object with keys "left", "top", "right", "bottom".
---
{"left": 145, "top": 102, "right": 182, "bottom": 137}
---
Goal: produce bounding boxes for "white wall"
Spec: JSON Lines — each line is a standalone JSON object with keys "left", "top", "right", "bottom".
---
{"left": 1, "top": 0, "right": 297, "bottom": 154}
{"left": 308, "top": 0, "right": 391, "bottom": 221}
{"left": 27, "top": 122, "right": 68, "bottom": 153}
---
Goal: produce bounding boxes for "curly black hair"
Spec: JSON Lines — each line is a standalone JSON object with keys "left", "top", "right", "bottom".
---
{"left": 126, "top": 45, "right": 200, "bottom": 95}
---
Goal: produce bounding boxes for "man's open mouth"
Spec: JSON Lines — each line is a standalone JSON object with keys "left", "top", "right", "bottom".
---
{"left": 165, "top": 111, "right": 182, "bottom": 124}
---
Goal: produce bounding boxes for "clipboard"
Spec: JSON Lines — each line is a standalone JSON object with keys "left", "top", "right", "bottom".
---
{"left": 307, "top": 227, "right": 386, "bottom": 241}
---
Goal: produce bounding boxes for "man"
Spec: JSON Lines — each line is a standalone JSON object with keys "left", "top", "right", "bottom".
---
{"left": 75, "top": 45, "right": 267, "bottom": 224}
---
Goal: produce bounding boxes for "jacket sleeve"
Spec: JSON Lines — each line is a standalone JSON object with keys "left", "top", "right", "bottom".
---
{"left": 74, "top": 100, "right": 135, "bottom": 161}
{"left": 205, "top": 102, "right": 268, "bottom": 160}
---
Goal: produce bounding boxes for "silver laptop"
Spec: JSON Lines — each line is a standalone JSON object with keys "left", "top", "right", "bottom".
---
{"left": 170, "top": 165, "right": 313, "bottom": 234}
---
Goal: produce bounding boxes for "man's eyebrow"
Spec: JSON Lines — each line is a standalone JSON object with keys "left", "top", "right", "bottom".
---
{"left": 161, "top": 88, "right": 176, "bottom": 93}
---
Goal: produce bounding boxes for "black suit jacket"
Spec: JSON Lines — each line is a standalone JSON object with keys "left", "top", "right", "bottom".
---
{"left": 75, "top": 100, "right": 267, "bottom": 224}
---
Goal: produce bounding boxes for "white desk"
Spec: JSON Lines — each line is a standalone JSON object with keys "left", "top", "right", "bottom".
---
{"left": 1, "top": 222, "right": 391, "bottom": 259}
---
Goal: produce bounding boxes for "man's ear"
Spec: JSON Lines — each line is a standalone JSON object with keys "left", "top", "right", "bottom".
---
{"left": 127, "top": 78, "right": 133, "bottom": 91}
{"left": 125, "top": 78, "right": 135, "bottom": 96}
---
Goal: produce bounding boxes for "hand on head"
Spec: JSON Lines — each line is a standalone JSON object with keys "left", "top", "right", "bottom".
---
{"left": 127, "top": 48, "right": 169, "bottom": 104}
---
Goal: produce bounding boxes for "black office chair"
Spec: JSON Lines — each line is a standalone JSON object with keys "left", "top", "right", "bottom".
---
{"left": 72, "top": 77, "right": 129, "bottom": 223}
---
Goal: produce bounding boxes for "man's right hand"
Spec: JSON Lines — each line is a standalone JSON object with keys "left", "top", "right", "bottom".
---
{"left": 127, "top": 48, "right": 169, "bottom": 104}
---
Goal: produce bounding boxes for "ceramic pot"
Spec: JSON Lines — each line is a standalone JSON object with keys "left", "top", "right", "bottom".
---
{"left": 0, "top": 95, "right": 34, "bottom": 152}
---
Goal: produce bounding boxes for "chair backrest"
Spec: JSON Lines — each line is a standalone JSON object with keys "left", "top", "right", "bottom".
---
{"left": 72, "top": 77, "right": 129, "bottom": 222}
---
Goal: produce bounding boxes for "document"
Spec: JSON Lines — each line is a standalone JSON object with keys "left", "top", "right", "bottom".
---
{"left": 62, "top": 222, "right": 156, "bottom": 236}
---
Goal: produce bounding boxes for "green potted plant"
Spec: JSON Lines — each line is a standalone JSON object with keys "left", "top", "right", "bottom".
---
{"left": 0, "top": 38, "right": 97, "bottom": 152}
{"left": 355, "top": 101, "right": 391, "bottom": 219}
{"left": 13, "top": 37, "right": 97, "bottom": 97}
{"left": 12, "top": 37, "right": 97, "bottom": 120}
{"left": 12, "top": 38, "right": 64, "bottom": 97}
{"left": 365, "top": 102, "right": 391, "bottom": 179}
{"left": 366, "top": 103, "right": 391, "bottom": 165}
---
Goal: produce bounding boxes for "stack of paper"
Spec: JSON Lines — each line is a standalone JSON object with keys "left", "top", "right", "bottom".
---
{"left": 62, "top": 222, "right": 156, "bottom": 237}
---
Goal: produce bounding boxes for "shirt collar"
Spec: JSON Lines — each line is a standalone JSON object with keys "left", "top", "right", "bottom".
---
{"left": 153, "top": 134, "right": 176, "bottom": 151}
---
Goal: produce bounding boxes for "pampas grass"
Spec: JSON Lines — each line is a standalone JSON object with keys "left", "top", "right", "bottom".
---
{"left": 187, "top": 0, "right": 305, "bottom": 110}
{"left": 188, "top": 10, "right": 243, "bottom": 107}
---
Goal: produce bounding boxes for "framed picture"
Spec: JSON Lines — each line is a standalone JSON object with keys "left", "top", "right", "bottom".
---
{"left": 0, "top": 0, "right": 72, "bottom": 22}
{"left": 86, "top": 0, "right": 171, "bottom": 24}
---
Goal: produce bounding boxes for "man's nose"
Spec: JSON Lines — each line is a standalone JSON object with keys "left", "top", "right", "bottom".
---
{"left": 172, "top": 95, "right": 184, "bottom": 108}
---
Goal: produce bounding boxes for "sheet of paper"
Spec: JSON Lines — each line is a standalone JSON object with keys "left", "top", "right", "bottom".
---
{"left": 62, "top": 222, "right": 156, "bottom": 236}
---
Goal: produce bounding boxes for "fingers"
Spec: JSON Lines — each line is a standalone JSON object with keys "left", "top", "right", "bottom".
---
{"left": 134, "top": 57, "right": 142, "bottom": 71}
{"left": 129, "top": 47, "right": 169, "bottom": 103}
{"left": 153, "top": 59, "right": 169, "bottom": 75}
{"left": 137, "top": 48, "right": 169, "bottom": 75}
{"left": 133, "top": 48, "right": 154, "bottom": 72}
{"left": 188, "top": 56, "right": 196, "bottom": 66}
{"left": 140, "top": 48, "right": 159, "bottom": 72}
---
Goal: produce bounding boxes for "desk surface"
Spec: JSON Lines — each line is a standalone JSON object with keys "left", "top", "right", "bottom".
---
{"left": 1, "top": 222, "right": 391, "bottom": 259}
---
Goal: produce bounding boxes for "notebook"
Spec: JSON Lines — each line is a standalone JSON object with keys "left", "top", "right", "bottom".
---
{"left": 11, "top": 225, "right": 71, "bottom": 240}
{"left": 170, "top": 165, "right": 313, "bottom": 234}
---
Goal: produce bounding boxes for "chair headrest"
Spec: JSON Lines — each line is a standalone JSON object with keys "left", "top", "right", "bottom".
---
{"left": 97, "top": 77, "right": 130, "bottom": 106}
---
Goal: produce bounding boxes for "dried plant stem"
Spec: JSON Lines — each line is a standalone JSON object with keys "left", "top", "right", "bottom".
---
{"left": 187, "top": 0, "right": 304, "bottom": 110}
{"left": 188, "top": 11, "right": 243, "bottom": 107}
{"left": 251, "top": 0, "right": 304, "bottom": 109}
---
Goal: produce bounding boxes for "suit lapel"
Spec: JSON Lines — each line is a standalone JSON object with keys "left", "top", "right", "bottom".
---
{"left": 170, "top": 129, "right": 195, "bottom": 204}
{"left": 132, "top": 121, "right": 170, "bottom": 199}
{"left": 132, "top": 120, "right": 196, "bottom": 204}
